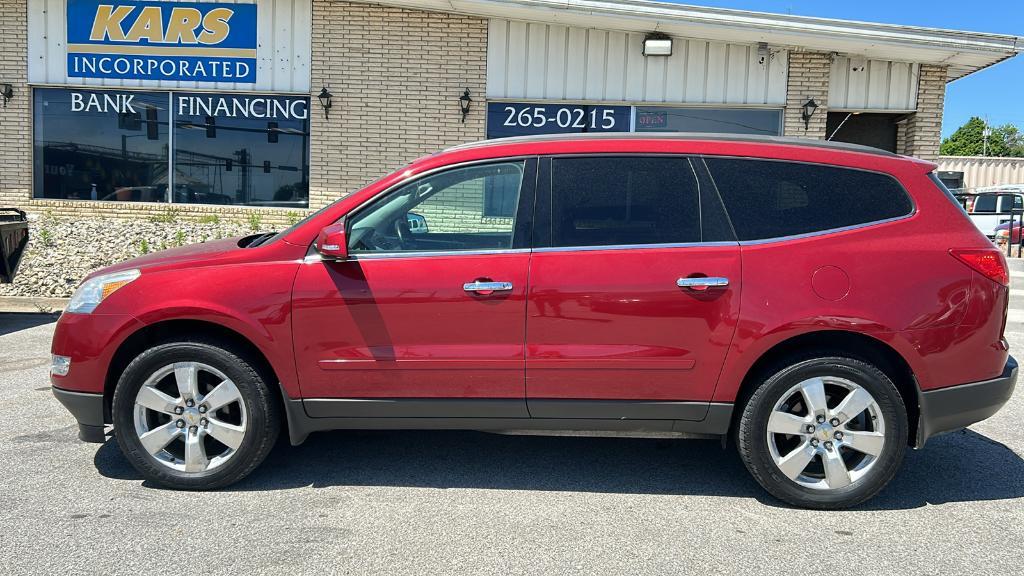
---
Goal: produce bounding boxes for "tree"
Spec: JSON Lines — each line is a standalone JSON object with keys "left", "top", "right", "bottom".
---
{"left": 940, "top": 117, "right": 1024, "bottom": 157}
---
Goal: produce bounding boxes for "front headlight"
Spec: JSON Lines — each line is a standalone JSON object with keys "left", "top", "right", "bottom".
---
{"left": 66, "top": 269, "right": 141, "bottom": 314}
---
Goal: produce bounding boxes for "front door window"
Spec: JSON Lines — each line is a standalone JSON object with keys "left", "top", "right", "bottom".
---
{"left": 347, "top": 162, "right": 526, "bottom": 254}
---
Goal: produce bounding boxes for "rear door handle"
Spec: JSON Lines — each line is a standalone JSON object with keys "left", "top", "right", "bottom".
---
{"left": 464, "top": 281, "right": 513, "bottom": 293}
{"left": 677, "top": 277, "right": 730, "bottom": 290}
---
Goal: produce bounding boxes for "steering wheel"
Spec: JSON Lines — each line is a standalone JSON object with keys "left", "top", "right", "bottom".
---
{"left": 394, "top": 217, "right": 413, "bottom": 248}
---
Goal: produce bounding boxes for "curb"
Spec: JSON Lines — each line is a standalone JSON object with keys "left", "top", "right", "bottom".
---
{"left": 0, "top": 297, "right": 68, "bottom": 313}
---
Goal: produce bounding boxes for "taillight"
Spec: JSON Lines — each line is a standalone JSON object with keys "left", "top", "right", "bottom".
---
{"left": 950, "top": 248, "right": 1009, "bottom": 286}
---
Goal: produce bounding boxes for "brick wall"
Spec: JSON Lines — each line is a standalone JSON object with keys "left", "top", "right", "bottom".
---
{"left": 783, "top": 51, "right": 831, "bottom": 140}
{"left": 901, "top": 64, "right": 947, "bottom": 162}
{"left": 0, "top": 0, "right": 30, "bottom": 209}
{"left": 309, "top": 1, "right": 488, "bottom": 209}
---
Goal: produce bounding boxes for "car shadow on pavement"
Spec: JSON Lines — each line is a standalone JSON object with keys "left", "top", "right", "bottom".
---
{"left": 0, "top": 313, "right": 58, "bottom": 337}
{"left": 92, "top": 427, "right": 1024, "bottom": 510}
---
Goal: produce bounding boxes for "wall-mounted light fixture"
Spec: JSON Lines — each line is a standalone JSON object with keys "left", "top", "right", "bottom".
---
{"left": 459, "top": 88, "right": 473, "bottom": 123}
{"left": 642, "top": 33, "right": 672, "bottom": 56}
{"left": 317, "top": 87, "right": 333, "bottom": 119}
{"left": 801, "top": 98, "right": 819, "bottom": 130}
{"left": 757, "top": 42, "right": 770, "bottom": 66}
{"left": 1, "top": 84, "right": 13, "bottom": 108}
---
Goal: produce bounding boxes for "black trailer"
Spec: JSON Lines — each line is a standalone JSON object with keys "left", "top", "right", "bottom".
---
{"left": 0, "top": 208, "right": 28, "bottom": 283}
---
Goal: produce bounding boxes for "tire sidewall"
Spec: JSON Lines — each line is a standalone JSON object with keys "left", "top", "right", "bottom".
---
{"left": 739, "top": 356, "right": 908, "bottom": 508}
{"left": 112, "top": 341, "right": 276, "bottom": 489}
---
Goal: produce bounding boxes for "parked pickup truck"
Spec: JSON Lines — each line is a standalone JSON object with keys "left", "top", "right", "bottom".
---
{"left": 955, "top": 187, "right": 1024, "bottom": 239}
{"left": 0, "top": 208, "right": 29, "bottom": 283}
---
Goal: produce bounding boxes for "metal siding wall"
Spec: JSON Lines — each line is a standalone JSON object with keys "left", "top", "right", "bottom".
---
{"left": 27, "top": 0, "right": 311, "bottom": 92}
{"left": 938, "top": 157, "right": 1024, "bottom": 190}
{"left": 486, "top": 19, "right": 788, "bottom": 105}
{"left": 828, "top": 55, "right": 918, "bottom": 111}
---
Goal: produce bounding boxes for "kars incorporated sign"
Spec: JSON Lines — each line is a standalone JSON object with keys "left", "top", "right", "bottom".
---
{"left": 66, "top": 0, "right": 258, "bottom": 83}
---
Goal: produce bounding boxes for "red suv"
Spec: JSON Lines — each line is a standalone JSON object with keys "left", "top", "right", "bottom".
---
{"left": 51, "top": 135, "right": 1017, "bottom": 509}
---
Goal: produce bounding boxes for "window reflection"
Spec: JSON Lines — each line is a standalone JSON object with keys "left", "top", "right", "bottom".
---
{"left": 173, "top": 94, "right": 309, "bottom": 207}
{"left": 634, "top": 106, "right": 782, "bottom": 136}
{"left": 33, "top": 88, "right": 169, "bottom": 201}
{"left": 32, "top": 88, "right": 310, "bottom": 208}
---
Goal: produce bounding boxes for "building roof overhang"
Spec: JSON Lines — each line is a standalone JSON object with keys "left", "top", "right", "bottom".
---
{"left": 357, "top": 0, "right": 1022, "bottom": 81}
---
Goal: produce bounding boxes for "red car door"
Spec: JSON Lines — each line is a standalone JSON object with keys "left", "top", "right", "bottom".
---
{"left": 526, "top": 156, "right": 741, "bottom": 420}
{"left": 291, "top": 159, "right": 536, "bottom": 418}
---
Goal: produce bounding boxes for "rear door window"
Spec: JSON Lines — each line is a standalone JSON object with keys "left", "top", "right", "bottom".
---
{"left": 972, "top": 195, "right": 998, "bottom": 213}
{"left": 547, "top": 156, "right": 702, "bottom": 247}
{"left": 704, "top": 158, "right": 913, "bottom": 241}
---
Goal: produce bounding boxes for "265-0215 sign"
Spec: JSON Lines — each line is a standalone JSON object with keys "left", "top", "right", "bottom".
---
{"left": 487, "top": 103, "right": 630, "bottom": 139}
{"left": 66, "top": 0, "right": 258, "bottom": 83}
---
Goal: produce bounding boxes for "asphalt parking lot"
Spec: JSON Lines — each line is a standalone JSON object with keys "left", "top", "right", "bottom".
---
{"left": 3, "top": 272, "right": 1024, "bottom": 575}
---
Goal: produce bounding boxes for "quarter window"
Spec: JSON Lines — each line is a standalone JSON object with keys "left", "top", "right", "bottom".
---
{"left": 348, "top": 162, "right": 525, "bottom": 254}
{"left": 549, "top": 157, "right": 701, "bottom": 247}
{"left": 704, "top": 158, "right": 914, "bottom": 241}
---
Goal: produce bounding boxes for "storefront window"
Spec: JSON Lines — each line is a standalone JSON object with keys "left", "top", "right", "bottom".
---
{"left": 173, "top": 93, "right": 309, "bottom": 207}
{"left": 33, "top": 88, "right": 169, "bottom": 202}
{"left": 33, "top": 88, "right": 310, "bottom": 208}
{"left": 634, "top": 106, "right": 782, "bottom": 135}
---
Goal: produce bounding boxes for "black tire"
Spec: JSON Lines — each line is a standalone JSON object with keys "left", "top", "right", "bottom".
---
{"left": 736, "top": 355, "right": 908, "bottom": 509}
{"left": 112, "top": 338, "right": 281, "bottom": 490}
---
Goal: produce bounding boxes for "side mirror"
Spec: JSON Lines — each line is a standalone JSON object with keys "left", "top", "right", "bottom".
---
{"left": 407, "top": 212, "right": 428, "bottom": 234}
{"left": 315, "top": 221, "right": 348, "bottom": 261}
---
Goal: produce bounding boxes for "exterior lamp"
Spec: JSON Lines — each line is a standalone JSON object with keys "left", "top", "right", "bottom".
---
{"left": 317, "top": 87, "right": 333, "bottom": 119}
{"left": 459, "top": 88, "right": 473, "bottom": 123}
{"left": 642, "top": 33, "right": 672, "bottom": 56}
{"left": 801, "top": 98, "right": 819, "bottom": 129}
{"left": 1, "top": 84, "right": 12, "bottom": 108}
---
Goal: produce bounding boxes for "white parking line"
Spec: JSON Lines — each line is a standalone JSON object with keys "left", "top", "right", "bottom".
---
{"left": 1008, "top": 309, "right": 1024, "bottom": 323}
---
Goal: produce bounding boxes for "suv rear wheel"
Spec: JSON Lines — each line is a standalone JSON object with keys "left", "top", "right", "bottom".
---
{"left": 737, "top": 355, "right": 908, "bottom": 509}
{"left": 112, "top": 338, "right": 280, "bottom": 490}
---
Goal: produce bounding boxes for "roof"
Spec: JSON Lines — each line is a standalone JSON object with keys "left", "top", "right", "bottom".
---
{"left": 445, "top": 132, "right": 899, "bottom": 157}
{"left": 359, "top": 0, "right": 1023, "bottom": 81}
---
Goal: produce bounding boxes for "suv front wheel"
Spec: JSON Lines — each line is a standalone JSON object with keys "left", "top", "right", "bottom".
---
{"left": 112, "top": 338, "right": 281, "bottom": 490}
{"left": 737, "top": 355, "right": 908, "bottom": 509}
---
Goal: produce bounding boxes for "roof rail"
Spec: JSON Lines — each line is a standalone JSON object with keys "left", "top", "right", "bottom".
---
{"left": 443, "top": 132, "right": 900, "bottom": 158}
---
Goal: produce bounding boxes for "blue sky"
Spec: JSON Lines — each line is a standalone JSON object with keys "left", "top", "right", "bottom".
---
{"left": 667, "top": 0, "right": 1024, "bottom": 138}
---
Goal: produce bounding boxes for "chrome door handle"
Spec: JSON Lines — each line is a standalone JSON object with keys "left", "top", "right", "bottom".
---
{"left": 463, "top": 281, "right": 514, "bottom": 293}
{"left": 677, "top": 277, "right": 730, "bottom": 289}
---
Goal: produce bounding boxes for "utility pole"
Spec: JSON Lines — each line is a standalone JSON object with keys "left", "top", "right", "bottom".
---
{"left": 983, "top": 118, "right": 992, "bottom": 157}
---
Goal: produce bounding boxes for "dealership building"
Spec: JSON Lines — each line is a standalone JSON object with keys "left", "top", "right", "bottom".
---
{"left": 0, "top": 0, "right": 1020, "bottom": 225}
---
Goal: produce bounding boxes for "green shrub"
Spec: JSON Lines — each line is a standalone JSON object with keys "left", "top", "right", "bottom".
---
{"left": 149, "top": 209, "right": 180, "bottom": 223}
{"left": 197, "top": 214, "right": 220, "bottom": 224}
{"left": 247, "top": 212, "right": 263, "bottom": 232}
{"left": 139, "top": 239, "right": 150, "bottom": 254}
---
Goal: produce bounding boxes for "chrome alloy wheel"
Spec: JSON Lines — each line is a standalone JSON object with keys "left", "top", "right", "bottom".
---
{"left": 766, "top": 376, "right": 886, "bottom": 490}
{"left": 132, "top": 362, "right": 247, "bottom": 473}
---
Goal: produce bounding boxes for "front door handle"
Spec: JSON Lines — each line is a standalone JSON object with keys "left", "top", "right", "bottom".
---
{"left": 677, "top": 277, "right": 730, "bottom": 291}
{"left": 464, "top": 281, "right": 514, "bottom": 294}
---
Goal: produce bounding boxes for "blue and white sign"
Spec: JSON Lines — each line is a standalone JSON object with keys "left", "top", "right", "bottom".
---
{"left": 487, "top": 103, "right": 631, "bottom": 139}
{"left": 66, "top": 0, "right": 258, "bottom": 83}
